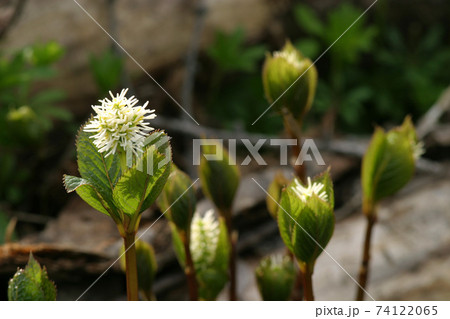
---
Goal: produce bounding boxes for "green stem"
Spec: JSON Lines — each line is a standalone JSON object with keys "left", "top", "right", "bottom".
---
{"left": 282, "top": 108, "right": 306, "bottom": 183}
{"left": 356, "top": 203, "right": 377, "bottom": 301}
{"left": 123, "top": 232, "right": 139, "bottom": 301}
{"left": 118, "top": 150, "right": 128, "bottom": 173}
{"left": 181, "top": 231, "right": 199, "bottom": 301}
{"left": 223, "top": 213, "right": 237, "bottom": 301}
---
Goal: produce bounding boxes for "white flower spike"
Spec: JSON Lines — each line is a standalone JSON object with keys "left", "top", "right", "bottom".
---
{"left": 84, "top": 88, "right": 156, "bottom": 157}
{"left": 292, "top": 177, "right": 328, "bottom": 203}
{"left": 190, "top": 209, "right": 219, "bottom": 265}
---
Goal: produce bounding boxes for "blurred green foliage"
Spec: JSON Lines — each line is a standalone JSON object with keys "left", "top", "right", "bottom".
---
{"left": 89, "top": 49, "right": 124, "bottom": 97}
{"left": 0, "top": 41, "right": 70, "bottom": 145}
{"left": 205, "top": 28, "right": 283, "bottom": 134}
{"left": 204, "top": 3, "right": 450, "bottom": 134}
{"left": 0, "top": 42, "right": 70, "bottom": 207}
{"left": 293, "top": 2, "right": 450, "bottom": 132}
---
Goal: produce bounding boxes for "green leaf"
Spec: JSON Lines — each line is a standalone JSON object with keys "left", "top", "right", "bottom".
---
{"left": 294, "top": 4, "right": 324, "bottom": 37}
{"left": 199, "top": 140, "right": 240, "bottom": 216}
{"left": 113, "top": 131, "right": 172, "bottom": 216}
{"left": 206, "top": 27, "right": 266, "bottom": 73}
{"left": 211, "top": 218, "right": 230, "bottom": 272}
{"left": 157, "top": 165, "right": 196, "bottom": 232}
{"left": 89, "top": 49, "right": 124, "bottom": 96}
{"left": 76, "top": 127, "right": 122, "bottom": 220}
{"left": 8, "top": 254, "right": 57, "bottom": 301}
{"left": 170, "top": 222, "right": 186, "bottom": 268}
{"left": 277, "top": 176, "right": 335, "bottom": 266}
{"left": 362, "top": 117, "right": 417, "bottom": 205}
{"left": 63, "top": 175, "right": 112, "bottom": 217}
{"left": 290, "top": 195, "right": 334, "bottom": 265}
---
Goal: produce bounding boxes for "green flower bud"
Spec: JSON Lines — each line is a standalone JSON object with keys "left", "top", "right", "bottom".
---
{"left": 255, "top": 255, "right": 296, "bottom": 301}
{"left": 362, "top": 116, "right": 422, "bottom": 213}
{"left": 266, "top": 172, "right": 289, "bottom": 220}
{"left": 170, "top": 210, "right": 230, "bottom": 300}
{"left": 262, "top": 41, "right": 317, "bottom": 120}
{"left": 120, "top": 240, "right": 157, "bottom": 300}
{"left": 8, "top": 253, "right": 57, "bottom": 301}
{"left": 277, "top": 170, "right": 334, "bottom": 268}
{"left": 198, "top": 140, "right": 240, "bottom": 217}
{"left": 157, "top": 165, "right": 196, "bottom": 233}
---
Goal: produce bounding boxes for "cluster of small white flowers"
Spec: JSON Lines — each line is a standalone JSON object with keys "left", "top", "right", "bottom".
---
{"left": 292, "top": 177, "right": 328, "bottom": 203}
{"left": 190, "top": 209, "right": 220, "bottom": 265}
{"left": 274, "top": 50, "right": 302, "bottom": 69}
{"left": 84, "top": 88, "right": 156, "bottom": 157}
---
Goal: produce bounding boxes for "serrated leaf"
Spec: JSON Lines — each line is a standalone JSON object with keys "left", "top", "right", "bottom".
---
{"left": 8, "top": 254, "right": 57, "bottom": 301}
{"left": 157, "top": 166, "right": 196, "bottom": 232}
{"left": 199, "top": 140, "right": 240, "bottom": 216}
{"left": 76, "top": 127, "right": 122, "bottom": 220}
{"left": 63, "top": 175, "right": 111, "bottom": 217}
{"left": 278, "top": 181, "right": 334, "bottom": 266}
{"left": 112, "top": 131, "right": 172, "bottom": 216}
{"left": 291, "top": 195, "right": 334, "bottom": 265}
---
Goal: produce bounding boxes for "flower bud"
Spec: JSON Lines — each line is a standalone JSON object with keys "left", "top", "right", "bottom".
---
{"left": 277, "top": 170, "right": 334, "bottom": 268}
{"left": 8, "top": 253, "right": 57, "bottom": 301}
{"left": 198, "top": 140, "right": 240, "bottom": 217}
{"left": 157, "top": 165, "right": 196, "bottom": 233}
{"left": 171, "top": 209, "right": 230, "bottom": 300}
{"left": 255, "top": 255, "right": 296, "bottom": 301}
{"left": 362, "top": 116, "right": 421, "bottom": 213}
{"left": 262, "top": 41, "right": 317, "bottom": 120}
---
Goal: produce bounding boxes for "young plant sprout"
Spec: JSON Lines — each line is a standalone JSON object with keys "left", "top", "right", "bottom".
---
{"left": 64, "top": 88, "right": 171, "bottom": 301}
{"left": 158, "top": 166, "right": 198, "bottom": 300}
{"left": 198, "top": 140, "right": 240, "bottom": 300}
{"left": 189, "top": 209, "right": 229, "bottom": 300}
{"left": 277, "top": 170, "right": 334, "bottom": 300}
{"left": 357, "top": 116, "right": 421, "bottom": 300}
{"left": 263, "top": 41, "right": 317, "bottom": 181}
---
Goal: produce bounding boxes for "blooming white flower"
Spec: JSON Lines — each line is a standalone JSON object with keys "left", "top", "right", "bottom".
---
{"left": 292, "top": 177, "right": 328, "bottom": 203}
{"left": 84, "top": 88, "right": 156, "bottom": 157}
{"left": 190, "top": 209, "right": 219, "bottom": 266}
